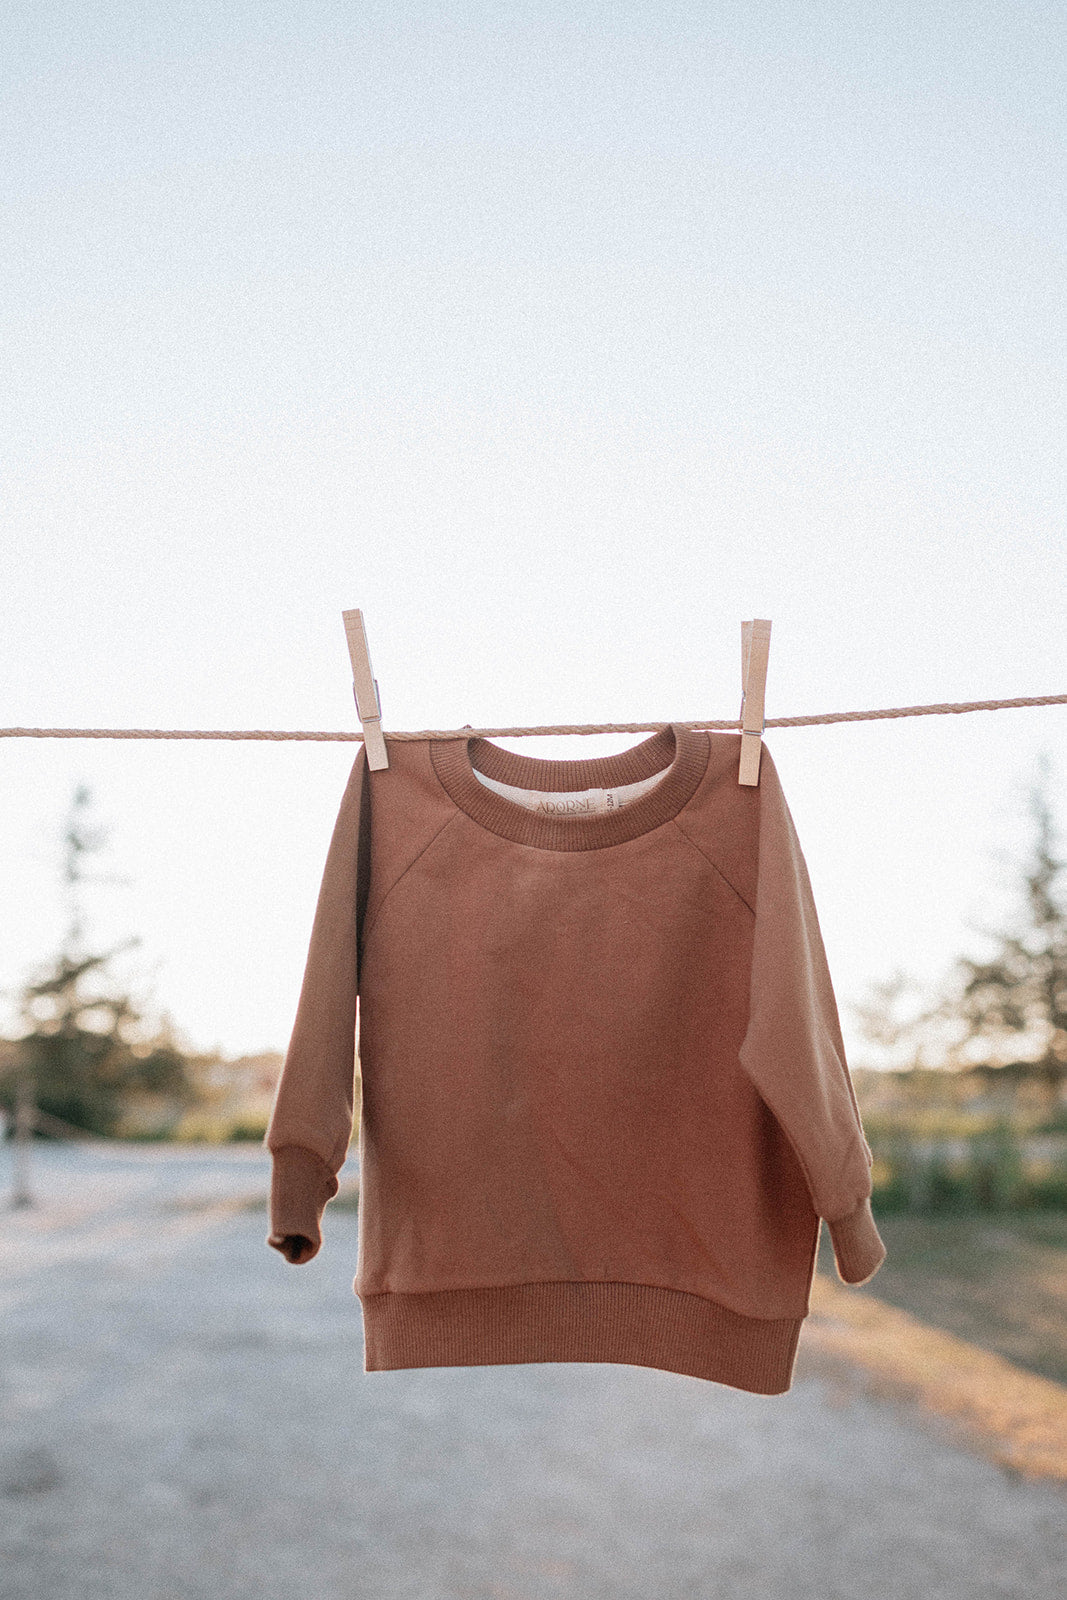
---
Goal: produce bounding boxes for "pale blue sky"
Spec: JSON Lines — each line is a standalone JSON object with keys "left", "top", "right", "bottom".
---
{"left": 2, "top": 2, "right": 1065, "bottom": 1066}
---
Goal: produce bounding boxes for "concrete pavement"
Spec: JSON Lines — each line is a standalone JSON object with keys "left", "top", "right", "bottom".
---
{"left": 2, "top": 1142, "right": 1065, "bottom": 1600}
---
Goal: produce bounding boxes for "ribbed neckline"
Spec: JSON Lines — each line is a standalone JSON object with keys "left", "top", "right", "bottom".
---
{"left": 430, "top": 722, "right": 710, "bottom": 851}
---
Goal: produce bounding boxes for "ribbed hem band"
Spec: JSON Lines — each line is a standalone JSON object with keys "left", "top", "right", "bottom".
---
{"left": 358, "top": 1280, "right": 804, "bottom": 1394}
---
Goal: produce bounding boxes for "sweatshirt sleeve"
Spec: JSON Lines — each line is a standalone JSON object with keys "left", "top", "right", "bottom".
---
{"left": 738, "top": 747, "right": 886, "bottom": 1287}
{"left": 264, "top": 745, "right": 369, "bottom": 1265}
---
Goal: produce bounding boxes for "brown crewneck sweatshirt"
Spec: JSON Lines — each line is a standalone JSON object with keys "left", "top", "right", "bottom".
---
{"left": 264, "top": 723, "right": 886, "bottom": 1395}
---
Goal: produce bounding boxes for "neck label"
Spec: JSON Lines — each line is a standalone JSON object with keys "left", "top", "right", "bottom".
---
{"left": 474, "top": 770, "right": 667, "bottom": 815}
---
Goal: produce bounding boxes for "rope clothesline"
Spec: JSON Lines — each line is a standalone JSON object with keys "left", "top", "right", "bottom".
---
{"left": 1, "top": 691, "right": 1066, "bottom": 742}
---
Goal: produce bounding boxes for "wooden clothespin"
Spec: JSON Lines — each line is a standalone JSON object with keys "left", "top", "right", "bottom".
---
{"left": 738, "top": 619, "right": 772, "bottom": 786}
{"left": 342, "top": 609, "right": 390, "bottom": 770}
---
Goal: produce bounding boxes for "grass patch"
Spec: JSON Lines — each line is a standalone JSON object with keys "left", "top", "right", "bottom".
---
{"left": 818, "top": 1210, "right": 1067, "bottom": 1387}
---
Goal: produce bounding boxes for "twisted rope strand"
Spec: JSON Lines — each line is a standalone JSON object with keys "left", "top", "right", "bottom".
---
{"left": 1, "top": 691, "right": 1065, "bottom": 742}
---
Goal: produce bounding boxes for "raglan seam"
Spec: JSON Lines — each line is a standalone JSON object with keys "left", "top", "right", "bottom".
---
{"left": 360, "top": 808, "right": 465, "bottom": 951}
{"left": 668, "top": 817, "right": 757, "bottom": 916}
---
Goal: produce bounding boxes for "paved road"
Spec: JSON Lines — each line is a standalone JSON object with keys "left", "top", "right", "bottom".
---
{"left": 2, "top": 1141, "right": 1066, "bottom": 1600}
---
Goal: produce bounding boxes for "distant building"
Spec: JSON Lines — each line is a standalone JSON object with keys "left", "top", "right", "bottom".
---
{"left": 852, "top": 1060, "right": 1067, "bottom": 1116}
{"left": 188, "top": 1051, "right": 285, "bottom": 1121}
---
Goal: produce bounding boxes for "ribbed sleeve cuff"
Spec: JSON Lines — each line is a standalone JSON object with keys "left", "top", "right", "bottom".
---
{"left": 826, "top": 1196, "right": 887, "bottom": 1285}
{"left": 267, "top": 1144, "right": 340, "bottom": 1264}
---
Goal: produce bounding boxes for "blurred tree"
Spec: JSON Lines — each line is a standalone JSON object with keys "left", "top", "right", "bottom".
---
{"left": 851, "top": 968, "right": 935, "bottom": 1069}
{"left": 1, "top": 782, "right": 198, "bottom": 1138}
{"left": 852, "top": 751, "right": 1067, "bottom": 1102}
{"left": 941, "top": 751, "right": 1067, "bottom": 1091}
